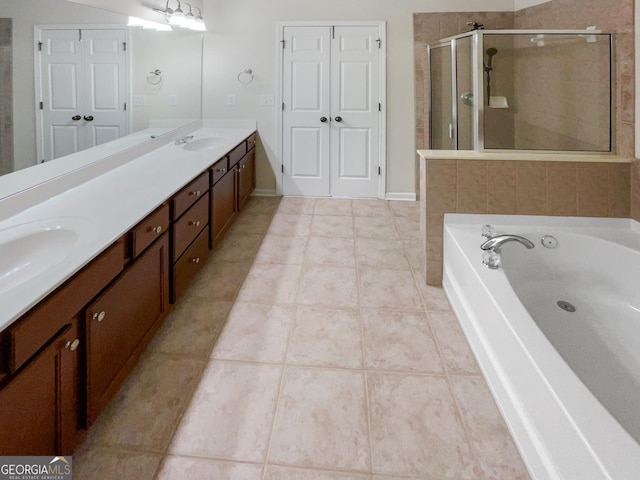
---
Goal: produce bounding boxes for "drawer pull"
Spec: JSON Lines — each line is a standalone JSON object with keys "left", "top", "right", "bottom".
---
{"left": 190, "top": 190, "right": 201, "bottom": 197}
{"left": 93, "top": 311, "right": 106, "bottom": 322}
{"left": 191, "top": 257, "right": 200, "bottom": 264}
{"left": 152, "top": 225, "right": 163, "bottom": 234}
{"left": 65, "top": 339, "right": 80, "bottom": 352}
{"left": 189, "top": 220, "right": 201, "bottom": 227}
{"left": 215, "top": 167, "right": 226, "bottom": 173}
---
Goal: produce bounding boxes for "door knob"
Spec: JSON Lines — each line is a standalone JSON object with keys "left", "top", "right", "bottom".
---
{"left": 335, "top": 116, "right": 343, "bottom": 122}
{"left": 72, "top": 115, "right": 81, "bottom": 121}
{"left": 84, "top": 115, "right": 94, "bottom": 121}
{"left": 320, "top": 117, "right": 327, "bottom": 123}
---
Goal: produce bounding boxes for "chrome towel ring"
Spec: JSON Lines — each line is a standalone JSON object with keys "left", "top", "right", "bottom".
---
{"left": 237, "top": 68, "right": 254, "bottom": 84}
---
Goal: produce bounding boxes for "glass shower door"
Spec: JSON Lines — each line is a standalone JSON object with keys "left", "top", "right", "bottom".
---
{"left": 429, "top": 44, "right": 455, "bottom": 150}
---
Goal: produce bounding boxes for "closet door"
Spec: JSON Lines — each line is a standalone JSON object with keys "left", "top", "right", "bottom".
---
{"left": 281, "top": 24, "right": 383, "bottom": 198}
{"left": 282, "top": 26, "right": 331, "bottom": 196}
{"left": 330, "top": 25, "right": 381, "bottom": 198}
{"left": 82, "top": 29, "right": 128, "bottom": 149}
{"left": 39, "top": 29, "right": 85, "bottom": 161}
{"left": 37, "top": 28, "right": 128, "bottom": 162}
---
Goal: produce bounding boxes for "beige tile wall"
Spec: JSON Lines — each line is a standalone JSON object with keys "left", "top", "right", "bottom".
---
{"left": 0, "top": 18, "right": 13, "bottom": 175}
{"left": 421, "top": 158, "right": 631, "bottom": 285}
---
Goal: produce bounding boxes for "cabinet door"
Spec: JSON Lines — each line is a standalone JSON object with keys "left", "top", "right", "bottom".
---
{"left": 238, "top": 149, "right": 255, "bottom": 211}
{"left": 86, "top": 234, "right": 169, "bottom": 424}
{"left": 0, "top": 322, "right": 80, "bottom": 455}
{"left": 210, "top": 170, "right": 237, "bottom": 247}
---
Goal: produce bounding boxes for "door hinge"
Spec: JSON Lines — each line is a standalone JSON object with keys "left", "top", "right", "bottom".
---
{"left": 376, "top": 38, "right": 382, "bottom": 49}
{"left": 123, "top": 42, "right": 127, "bottom": 51}
{"left": 78, "top": 29, "right": 82, "bottom": 41}
{"left": 124, "top": 102, "right": 127, "bottom": 111}
{"left": 378, "top": 103, "right": 381, "bottom": 112}
{"left": 281, "top": 164, "right": 284, "bottom": 173}
{"left": 37, "top": 41, "right": 42, "bottom": 51}
{"left": 331, "top": 26, "right": 335, "bottom": 39}
{"left": 378, "top": 166, "right": 381, "bottom": 175}
{"left": 281, "top": 39, "right": 286, "bottom": 49}
{"left": 39, "top": 101, "right": 43, "bottom": 110}
{"left": 282, "top": 102, "right": 285, "bottom": 111}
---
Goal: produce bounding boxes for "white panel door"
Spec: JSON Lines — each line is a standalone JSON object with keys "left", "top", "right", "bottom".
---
{"left": 282, "top": 24, "right": 382, "bottom": 198}
{"left": 40, "top": 29, "right": 84, "bottom": 160}
{"left": 38, "top": 28, "right": 128, "bottom": 162}
{"left": 82, "top": 29, "right": 127, "bottom": 148}
{"left": 282, "top": 26, "right": 331, "bottom": 196}
{"left": 330, "top": 26, "right": 380, "bottom": 198}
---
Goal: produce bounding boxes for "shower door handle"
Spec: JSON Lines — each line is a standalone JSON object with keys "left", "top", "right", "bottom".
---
{"left": 448, "top": 123, "right": 455, "bottom": 139}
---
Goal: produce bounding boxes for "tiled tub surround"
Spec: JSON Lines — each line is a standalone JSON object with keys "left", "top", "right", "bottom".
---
{"left": 72, "top": 196, "right": 531, "bottom": 480}
{"left": 418, "top": 151, "right": 632, "bottom": 285}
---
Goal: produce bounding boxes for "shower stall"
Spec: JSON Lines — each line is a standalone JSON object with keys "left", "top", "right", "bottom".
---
{"left": 428, "top": 30, "right": 613, "bottom": 152}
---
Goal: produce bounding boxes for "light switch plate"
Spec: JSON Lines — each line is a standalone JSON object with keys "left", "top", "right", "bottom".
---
{"left": 227, "top": 94, "right": 237, "bottom": 106}
{"left": 260, "top": 95, "right": 275, "bottom": 106}
{"left": 168, "top": 94, "right": 178, "bottom": 106}
{"left": 133, "top": 95, "right": 145, "bottom": 106}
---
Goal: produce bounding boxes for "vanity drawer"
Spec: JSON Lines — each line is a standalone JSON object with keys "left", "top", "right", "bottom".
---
{"left": 172, "top": 172, "right": 209, "bottom": 220}
{"left": 211, "top": 157, "right": 230, "bottom": 185}
{"left": 173, "top": 228, "right": 210, "bottom": 300}
{"left": 246, "top": 133, "right": 256, "bottom": 152}
{"left": 173, "top": 193, "right": 209, "bottom": 262}
{"left": 228, "top": 141, "right": 247, "bottom": 168}
{"left": 131, "top": 203, "right": 170, "bottom": 258}
{"left": 9, "top": 238, "right": 126, "bottom": 372}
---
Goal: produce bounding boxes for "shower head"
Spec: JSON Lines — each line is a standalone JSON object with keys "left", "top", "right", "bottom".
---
{"left": 485, "top": 48, "right": 498, "bottom": 69}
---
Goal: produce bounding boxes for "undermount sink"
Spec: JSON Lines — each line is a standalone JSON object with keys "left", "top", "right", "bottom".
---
{"left": 0, "top": 218, "right": 88, "bottom": 294}
{"left": 182, "top": 137, "right": 220, "bottom": 152}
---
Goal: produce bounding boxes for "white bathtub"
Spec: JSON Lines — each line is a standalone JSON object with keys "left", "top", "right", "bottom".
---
{"left": 442, "top": 214, "right": 640, "bottom": 480}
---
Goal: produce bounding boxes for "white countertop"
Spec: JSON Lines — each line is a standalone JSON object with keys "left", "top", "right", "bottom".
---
{"left": 417, "top": 149, "right": 632, "bottom": 163}
{"left": 0, "top": 119, "right": 256, "bottom": 331}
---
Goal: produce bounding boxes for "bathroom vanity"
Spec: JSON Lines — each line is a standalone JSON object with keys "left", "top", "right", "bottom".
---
{"left": 0, "top": 122, "right": 256, "bottom": 454}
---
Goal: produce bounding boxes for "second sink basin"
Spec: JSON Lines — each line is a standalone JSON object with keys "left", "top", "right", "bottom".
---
{"left": 0, "top": 218, "right": 89, "bottom": 295}
{"left": 182, "top": 138, "right": 219, "bottom": 152}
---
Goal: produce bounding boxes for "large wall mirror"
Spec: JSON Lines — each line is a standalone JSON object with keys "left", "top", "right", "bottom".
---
{"left": 0, "top": 0, "right": 202, "bottom": 195}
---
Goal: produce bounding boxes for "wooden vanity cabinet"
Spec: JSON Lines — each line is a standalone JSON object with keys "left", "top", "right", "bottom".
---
{"left": 85, "top": 233, "right": 169, "bottom": 425}
{"left": 0, "top": 238, "right": 126, "bottom": 455}
{"left": 0, "top": 322, "right": 79, "bottom": 455}
{"left": 238, "top": 146, "right": 256, "bottom": 211}
{"left": 210, "top": 157, "right": 237, "bottom": 247}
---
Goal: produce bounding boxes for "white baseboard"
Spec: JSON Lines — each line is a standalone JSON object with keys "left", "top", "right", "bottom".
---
{"left": 385, "top": 192, "right": 417, "bottom": 201}
{"left": 252, "top": 189, "right": 278, "bottom": 196}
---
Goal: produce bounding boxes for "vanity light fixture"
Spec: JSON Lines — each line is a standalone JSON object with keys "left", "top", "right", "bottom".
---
{"left": 152, "top": 0, "right": 207, "bottom": 31}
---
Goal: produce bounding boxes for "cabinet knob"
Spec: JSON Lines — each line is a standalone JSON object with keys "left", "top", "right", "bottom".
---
{"left": 93, "top": 311, "right": 106, "bottom": 322}
{"left": 191, "top": 190, "right": 201, "bottom": 197}
{"left": 216, "top": 167, "right": 226, "bottom": 173}
{"left": 152, "top": 225, "right": 163, "bottom": 234}
{"left": 191, "top": 257, "right": 200, "bottom": 264}
{"left": 189, "top": 220, "right": 201, "bottom": 227}
{"left": 335, "top": 116, "right": 343, "bottom": 123}
{"left": 65, "top": 339, "right": 80, "bottom": 351}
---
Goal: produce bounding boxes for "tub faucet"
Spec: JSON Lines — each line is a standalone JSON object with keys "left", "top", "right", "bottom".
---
{"left": 480, "top": 234, "right": 534, "bottom": 269}
{"left": 481, "top": 234, "right": 535, "bottom": 253}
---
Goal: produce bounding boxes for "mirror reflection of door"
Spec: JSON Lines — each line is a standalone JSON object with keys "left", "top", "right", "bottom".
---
{"left": 36, "top": 26, "right": 128, "bottom": 162}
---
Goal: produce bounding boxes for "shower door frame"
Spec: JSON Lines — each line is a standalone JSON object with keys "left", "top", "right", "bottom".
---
{"left": 428, "top": 29, "right": 614, "bottom": 153}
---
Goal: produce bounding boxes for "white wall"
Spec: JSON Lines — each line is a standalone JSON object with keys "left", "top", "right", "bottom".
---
{"left": 201, "top": 0, "right": 513, "bottom": 196}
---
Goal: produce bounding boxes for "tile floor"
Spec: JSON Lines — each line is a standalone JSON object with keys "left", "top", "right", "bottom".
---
{"left": 73, "top": 197, "right": 531, "bottom": 480}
